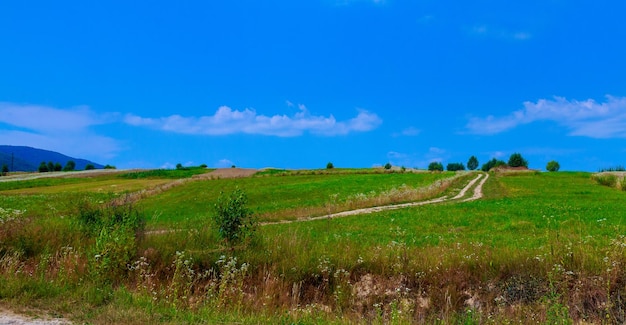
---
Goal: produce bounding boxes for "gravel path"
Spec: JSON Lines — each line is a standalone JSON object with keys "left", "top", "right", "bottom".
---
{"left": 0, "top": 308, "right": 71, "bottom": 325}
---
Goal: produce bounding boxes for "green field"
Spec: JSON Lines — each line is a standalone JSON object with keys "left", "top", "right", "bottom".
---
{"left": 1, "top": 169, "right": 626, "bottom": 324}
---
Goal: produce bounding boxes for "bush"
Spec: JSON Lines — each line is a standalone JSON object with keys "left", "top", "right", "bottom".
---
{"left": 63, "top": 160, "right": 76, "bottom": 171}
{"left": 384, "top": 163, "right": 392, "bottom": 170}
{"left": 85, "top": 164, "right": 95, "bottom": 170}
{"left": 1, "top": 164, "right": 8, "bottom": 176}
{"left": 213, "top": 188, "right": 257, "bottom": 247}
{"left": 428, "top": 161, "right": 444, "bottom": 172}
{"left": 593, "top": 174, "right": 618, "bottom": 188}
{"left": 104, "top": 164, "right": 116, "bottom": 169}
{"left": 467, "top": 156, "right": 479, "bottom": 171}
{"left": 326, "top": 162, "right": 334, "bottom": 169}
{"left": 38, "top": 162, "right": 49, "bottom": 173}
{"left": 446, "top": 162, "right": 465, "bottom": 171}
{"left": 546, "top": 161, "right": 560, "bottom": 172}
{"left": 54, "top": 162, "right": 62, "bottom": 171}
{"left": 508, "top": 153, "right": 528, "bottom": 168}
{"left": 481, "top": 158, "right": 507, "bottom": 172}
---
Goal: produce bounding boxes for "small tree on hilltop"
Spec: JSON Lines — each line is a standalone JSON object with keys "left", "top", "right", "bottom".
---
{"left": 384, "top": 162, "right": 392, "bottom": 170}
{"left": 85, "top": 164, "right": 95, "bottom": 170}
{"left": 213, "top": 188, "right": 257, "bottom": 247}
{"left": 428, "top": 161, "right": 444, "bottom": 172}
{"left": 47, "top": 161, "right": 55, "bottom": 173}
{"left": 546, "top": 160, "right": 560, "bottom": 172}
{"left": 508, "top": 153, "right": 528, "bottom": 168}
{"left": 467, "top": 156, "right": 479, "bottom": 171}
{"left": 39, "top": 162, "right": 49, "bottom": 173}
{"left": 446, "top": 162, "right": 465, "bottom": 171}
{"left": 481, "top": 158, "right": 507, "bottom": 172}
{"left": 54, "top": 162, "right": 62, "bottom": 171}
{"left": 1, "top": 164, "right": 8, "bottom": 176}
{"left": 63, "top": 160, "right": 76, "bottom": 171}
{"left": 326, "top": 162, "right": 334, "bottom": 169}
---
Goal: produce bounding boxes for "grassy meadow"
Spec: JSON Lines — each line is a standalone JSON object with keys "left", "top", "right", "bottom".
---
{"left": 1, "top": 168, "right": 626, "bottom": 323}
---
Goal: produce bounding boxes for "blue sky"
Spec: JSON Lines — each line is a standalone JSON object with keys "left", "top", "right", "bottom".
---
{"left": 1, "top": 1, "right": 625, "bottom": 171}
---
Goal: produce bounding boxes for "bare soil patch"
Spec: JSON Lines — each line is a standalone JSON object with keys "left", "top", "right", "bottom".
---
{"left": 194, "top": 168, "right": 258, "bottom": 179}
{"left": 0, "top": 307, "right": 71, "bottom": 324}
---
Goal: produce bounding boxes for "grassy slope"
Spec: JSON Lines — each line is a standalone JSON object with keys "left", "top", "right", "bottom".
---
{"left": 138, "top": 171, "right": 458, "bottom": 226}
{"left": 3, "top": 170, "right": 626, "bottom": 323}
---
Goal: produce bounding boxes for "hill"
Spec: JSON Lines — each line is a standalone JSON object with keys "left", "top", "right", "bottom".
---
{"left": 0, "top": 145, "right": 104, "bottom": 172}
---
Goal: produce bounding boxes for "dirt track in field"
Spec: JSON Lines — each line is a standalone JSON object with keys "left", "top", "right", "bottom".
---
{"left": 261, "top": 172, "right": 489, "bottom": 225}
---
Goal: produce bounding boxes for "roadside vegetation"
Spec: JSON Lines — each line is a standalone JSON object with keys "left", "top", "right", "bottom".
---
{"left": 1, "top": 167, "right": 626, "bottom": 323}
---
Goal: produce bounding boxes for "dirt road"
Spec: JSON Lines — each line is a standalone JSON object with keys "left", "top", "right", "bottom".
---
{"left": 262, "top": 172, "right": 489, "bottom": 225}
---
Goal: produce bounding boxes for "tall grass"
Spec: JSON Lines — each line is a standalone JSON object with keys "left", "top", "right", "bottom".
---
{"left": 3, "top": 171, "right": 626, "bottom": 323}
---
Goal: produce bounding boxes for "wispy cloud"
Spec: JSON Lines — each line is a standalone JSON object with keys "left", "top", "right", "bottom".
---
{"left": 386, "top": 147, "right": 449, "bottom": 168}
{"left": 392, "top": 126, "right": 421, "bottom": 137}
{"left": 125, "top": 105, "right": 382, "bottom": 137}
{"left": 0, "top": 102, "right": 121, "bottom": 159}
{"left": 333, "top": 0, "right": 386, "bottom": 6}
{"left": 469, "top": 24, "right": 531, "bottom": 41}
{"left": 466, "top": 95, "right": 626, "bottom": 138}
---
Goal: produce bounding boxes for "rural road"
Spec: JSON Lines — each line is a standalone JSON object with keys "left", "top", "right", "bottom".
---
{"left": 261, "top": 172, "right": 489, "bottom": 225}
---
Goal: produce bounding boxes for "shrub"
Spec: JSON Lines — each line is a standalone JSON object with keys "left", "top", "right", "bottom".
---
{"left": 384, "top": 163, "right": 392, "bottom": 170}
{"left": 508, "top": 153, "right": 528, "bottom": 168}
{"left": 593, "top": 174, "right": 618, "bottom": 188}
{"left": 85, "top": 164, "right": 95, "bottom": 170}
{"left": 38, "top": 162, "right": 49, "bottom": 173}
{"left": 63, "top": 160, "right": 76, "bottom": 171}
{"left": 428, "top": 161, "right": 444, "bottom": 172}
{"left": 546, "top": 161, "right": 560, "bottom": 172}
{"left": 47, "top": 161, "right": 55, "bottom": 172}
{"left": 467, "top": 156, "right": 479, "bottom": 171}
{"left": 1, "top": 164, "right": 8, "bottom": 176}
{"left": 213, "top": 188, "right": 257, "bottom": 247}
{"left": 326, "top": 162, "right": 334, "bottom": 169}
{"left": 446, "top": 162, "right": 465, "bottom": 171}
{"left": 104, "top": 164, "right": 116, "bottom": 169}
{"left": 598, "top": 166, "right": 626, "bottom": 172}
{"left": 481, "top": 158, "right": 507, "bottom": 172}
{"left": 54, "top": 162, "right": 62, "bottom": 171}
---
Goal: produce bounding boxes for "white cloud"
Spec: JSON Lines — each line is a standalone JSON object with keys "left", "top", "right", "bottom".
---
{"left": 385, "top": 147, "right": 449, "bottom": 169}
{"left": 0, "top": 102, "right": 121, "bottom": 160}
{"left": 216, "top": 159, "right": 234, "bottom": 168}
{"left": 0, "top": 102, "right": 104, "bottom": 132}
{"left": 125, "top": 105, "right": 382, "bottom": 137}
{"left": 466, "top": 95, "right": 626, "bottom": 138}
{"left": 402, "top": 127, "right": 421, "bottom": 136}
{"left": 469, "top": 24, "right": 531, "bottom": 41}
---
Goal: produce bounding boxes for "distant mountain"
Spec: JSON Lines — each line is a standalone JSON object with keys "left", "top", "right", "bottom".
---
{"left": 0, "top": 145, "right": 104, "bottom": 172}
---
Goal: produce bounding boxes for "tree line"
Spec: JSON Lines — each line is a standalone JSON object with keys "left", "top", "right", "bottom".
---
{"left": 427, "top": 153, "right": 560, "bottom": 172}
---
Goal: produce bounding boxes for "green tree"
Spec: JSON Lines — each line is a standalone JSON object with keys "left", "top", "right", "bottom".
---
{"left": 481, "top": 158, "right": 507, "bottom": 172}
{"left": 384, "top": 162, "right": 392, "bottom": 170}
{"left": 1, "top": 164, "right": 8, "bottom": 176}
{"left": 104, "top": 164, "right": 116, "bottom": 169}
{"left": 326, "top": 162, "right": 334, "bottom": 169}
{"left": 176, "top": 163, "right": 183, "bottom": 170}
{"left": 85, "top": 164, "right": 95, "bottom": 170}
{"left": 467, "top": 156, "right": 479, "bottom": 170}
{"left": 47, "top": 161, "right": 55, "bottom": 172}
{"left": 428, "top": 161, "right": 444, "bottom": 172}
{"left": 38, "top": 161, "right": 49, "bottom": 172}
{"left": 213, "top": 188, "right": 257, "bottom": 247}
{"left": 546, "top": 160, "right": 560, "bottom": 172}
{"left": 63, "top": 160, "right": 76, "bottom": 171}
{"left": 54, "top": 162, "right": 62, "bottom": 171}
{"left": 508, "top": 153, "right": 528, "bottom": 168}
{"left": 446, "top": 162, "right": 466, "bottom": 171}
